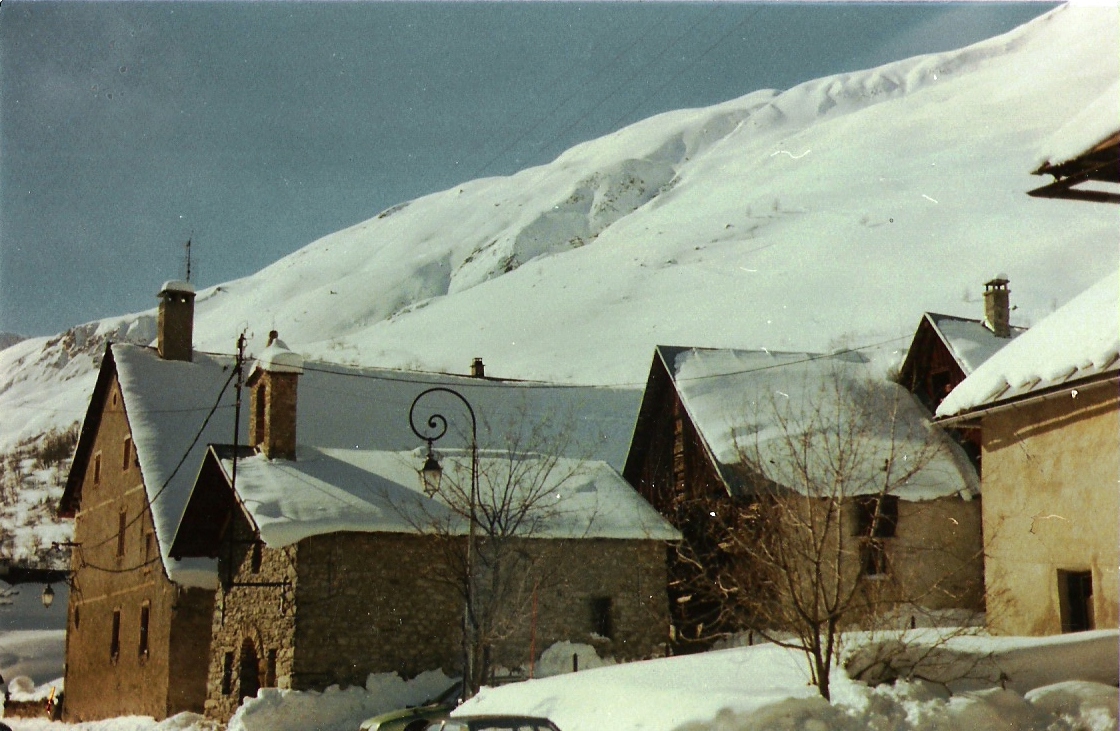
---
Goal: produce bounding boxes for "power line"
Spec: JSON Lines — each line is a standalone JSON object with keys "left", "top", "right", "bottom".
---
{"left": 77, "top": 364, "right": 237, "bottom": 559}
{"left": 465, "top": 10, "right": 675, "bottom": 180}
{"left": 602, "top": 4, "right": 767, "bottom": 136}
{"left": 537, "top": 4, "right": 725, "bottom": 162}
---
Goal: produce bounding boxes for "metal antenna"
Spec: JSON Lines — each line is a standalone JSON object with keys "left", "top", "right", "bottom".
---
{"left": 184, "top": 237, "right": 193, "bottom": 282}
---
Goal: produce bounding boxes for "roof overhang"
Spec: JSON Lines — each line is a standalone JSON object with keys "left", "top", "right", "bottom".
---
{"left": 935, "top": 370, "right": 1120, "bottom": 427}
{"left": 1028, "top": 131, "right": 1120, "bottom": 204}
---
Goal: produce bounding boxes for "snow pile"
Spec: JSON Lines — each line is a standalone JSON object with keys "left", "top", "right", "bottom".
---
{"left": 937, "top": 269, "right": 1120, "bottom": 417}
{"left": 0, "top": 714, "right": 221, "bottom": 731}
{"left": 226, "top": 670, "right": 455, "bottom": 731}
{"left": 459, "top": 630, "right": 1119, "bottom": 731}
{"left": 683, "top": 681, "right": 1119, "bottom": 731}
{"left": 535, "top": 642, "right": 616, "bottom": 677}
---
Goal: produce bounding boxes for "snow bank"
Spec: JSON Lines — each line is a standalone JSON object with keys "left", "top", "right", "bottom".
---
{"left": 227, "top": 670, "right": 455, "bottom": 731}
{"left": 459, "top": 630, "right": 1119, "bottom": 731}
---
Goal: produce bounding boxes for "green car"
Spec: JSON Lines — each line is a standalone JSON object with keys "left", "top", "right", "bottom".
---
{"left": 358, "top": 682, "right": 462, "bottom": 731}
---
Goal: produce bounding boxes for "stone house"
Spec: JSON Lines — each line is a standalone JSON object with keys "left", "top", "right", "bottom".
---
{"left": 623, "top": 345, "right": 984, "bottom": 648}
{"left": 168, "top": 338, "right": 678, "bottom": 722}
{"left": 59, "top": 281, "right": 668, "bottom": 722}
{"left": 58, "top": 281, "right": 232, "bottom": 721}
{"left": 937, "top": 269, "right": 1119, "bottom": 636}
{"left": 935, "top": 115, "right": 1120, "bottom": 635}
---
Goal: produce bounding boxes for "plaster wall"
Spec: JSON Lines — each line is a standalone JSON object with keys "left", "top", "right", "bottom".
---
{"left": 979, "top": 382, "right": 1119, "bottom": 635}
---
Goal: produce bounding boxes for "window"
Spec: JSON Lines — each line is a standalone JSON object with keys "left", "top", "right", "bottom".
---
{"left": 250, "top": 542, "right": 263, "bottom": 573}
{"left": 861, "top": 540, "right": 889, "bottom": 577}
{"left": 144, "top": 531, "right": 154, "bottom": 562}
{"left": 254, "top": 384, "right": 267, "bottom": 448}
{"left": 221, "top": 652, "right": 234, "bottom": 695}
{"left": 854, "top": 495, "right": 898, "bottom": 538}
{"left": 1058, "top": 570, "right": 1094, "bottom": 633}
{"left": 122, "top": 437, "right": 133, "bottom": 471}
{"left": 93, "top": 453, "right": 102, "bottom": 486}
{"left": 590, "top": 596, "right": 613, "bottom": 639}
{"left": 855, "top": 496, "right": 897, "bottom": 578}
{"left": 73, "top": 605, "right": 81, "bottom": 630}
{"left": 265, "top": 649, "right": 278, "bottom": 688}
{"left": 138, "top": 603, "right": 150, "bottom": 657}
{"left": 110, "top": 609, "right": 121, "bottom": 660}
{"left": 117, "top": 510, "right": 127, "bottom": 557}
{"left": 238, "top": 639, "right": 261, "bottom": 702}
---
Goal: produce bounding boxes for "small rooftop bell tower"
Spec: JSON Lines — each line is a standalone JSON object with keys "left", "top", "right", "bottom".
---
{"left": 157, "top": 280, "right": 196, "bottom": 361}
{"left": 983, "top": 277, "right": 1011, "bottom": 338}
{"left": 248, "top": 331, "right": 304, "bottom": 461}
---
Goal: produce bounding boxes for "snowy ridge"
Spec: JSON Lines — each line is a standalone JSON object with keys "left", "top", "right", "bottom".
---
{"left": 2, "top": 5, "right": 1118, "bottom": 460}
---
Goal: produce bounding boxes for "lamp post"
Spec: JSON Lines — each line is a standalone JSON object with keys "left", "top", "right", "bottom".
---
{"left": 409, "top": 386, "right": 479, "bottom": 697}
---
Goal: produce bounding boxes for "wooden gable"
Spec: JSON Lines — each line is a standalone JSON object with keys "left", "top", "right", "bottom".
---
{"left": 898, "top": 314, "right": 970, "bottom": 414}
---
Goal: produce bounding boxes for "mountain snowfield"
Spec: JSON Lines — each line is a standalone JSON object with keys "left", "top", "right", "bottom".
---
{"left": 2, "top": 3, "right": 1119, "bottom": 458}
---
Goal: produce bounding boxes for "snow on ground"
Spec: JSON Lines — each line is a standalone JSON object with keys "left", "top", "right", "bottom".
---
{"left": 4, "top": 631, "right": 1113, "bottom": 731}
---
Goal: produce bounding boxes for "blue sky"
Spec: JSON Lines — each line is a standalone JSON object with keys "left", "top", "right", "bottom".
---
{"left": 0, "top": 1, "right": 1055, "bottom": 337}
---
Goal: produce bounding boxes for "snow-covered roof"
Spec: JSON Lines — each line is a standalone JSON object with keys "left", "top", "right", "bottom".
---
{"left": 937, "top": 270, "right": 1120, "bottom": 418}
{"left": 209, "top": 447, "right": 678, "bottom": 548}
{"left": 113, "top": 345, "right": 239, "bottom": 588}
{"left": 659, "top": 346, "right": 977, "bottom": 501}
{"left": 106, "top": 344, "right": 643, "bottom": 586}
{"left": 1035, "top": 79, "right": 1120, "bottom": 169}
{"left": 925, "top": 313, "right": 1025, "bottom": 375}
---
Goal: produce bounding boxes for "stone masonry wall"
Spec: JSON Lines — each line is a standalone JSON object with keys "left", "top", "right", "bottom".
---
{"left": 204, "top": 514, "right": 297, "bottom": 721}
{"left": 292, "top": 532, "right": 462, "bottom": 690}
{"left": 204, "top": 529, "right": 672, "bottom": 722}
{"left": 63, "top": 374, "right": 212, "bottom": 722}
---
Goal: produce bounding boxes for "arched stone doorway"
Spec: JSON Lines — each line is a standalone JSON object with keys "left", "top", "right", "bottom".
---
{"left": 238, "top": 638, "right": 261, "bottom": 703}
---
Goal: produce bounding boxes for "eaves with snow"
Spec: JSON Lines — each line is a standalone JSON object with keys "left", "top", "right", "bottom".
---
{"left": 72, "top": 343, "right": 662, "bottom": 587}
{"left": 936, "top": 269, "right": 1120, "bottom": 421}
{"left": 645, "top": 345, "right": 978, "bottom": 502}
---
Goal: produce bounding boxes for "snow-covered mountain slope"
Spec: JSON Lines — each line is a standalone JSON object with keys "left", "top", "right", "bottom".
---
{"left": 2, "top": 4, "right": 1118, "bottom": 455}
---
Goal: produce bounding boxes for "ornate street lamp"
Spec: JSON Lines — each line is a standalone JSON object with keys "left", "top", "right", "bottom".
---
{"left": 41, "top": 584, "right": 55, "bottom": 609}
{"left": 409, "top": 386, "right": 479, "bottom": 697}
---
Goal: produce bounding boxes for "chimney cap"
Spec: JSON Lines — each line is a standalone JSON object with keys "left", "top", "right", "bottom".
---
{"left": 159, "top": 280, "right": 196, "bottom": 296}
{"left": 256, "top": 335, "right": 304, "bottom": 374}
{"left": 984, "top": 276, "right": 1009, "bottom": 289}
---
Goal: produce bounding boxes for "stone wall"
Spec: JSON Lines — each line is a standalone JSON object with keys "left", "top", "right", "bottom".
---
{"left": 203, "top": 529, "right": 671, "bottom": 722}
{"left": 204, "top": 513, "right": 298, "bottom": 721}
{"left": 63, "top": 374, "right": 212, "bottom": 722}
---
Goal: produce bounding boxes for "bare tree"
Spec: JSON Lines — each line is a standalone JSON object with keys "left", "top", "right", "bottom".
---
{"left": 405, "top": 394, "right": 592, "bottom": 696}
{"left": 671, "top": 367, "right": 982, "bottom": 699}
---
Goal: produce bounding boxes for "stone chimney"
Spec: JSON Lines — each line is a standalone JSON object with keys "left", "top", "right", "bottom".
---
{"left": 248, "top": 332, "right": 304, "bottom": 460}
{"left": 983, "top": 277, "right": 1011, "bottom": 338}
{"left": 471, "top": 357, "right": 485, "bottom": 378}
{"left": 157, "top": 280, "right": 195, "bottom": 361}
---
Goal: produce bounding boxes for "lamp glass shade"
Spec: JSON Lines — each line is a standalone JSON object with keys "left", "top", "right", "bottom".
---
{"left": 420, "top": 453, "right": 442, "bottom": 496}
{"left": 41, "top": 584, "right": 55, "bottom": 609}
